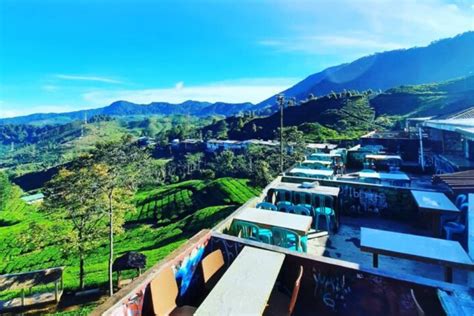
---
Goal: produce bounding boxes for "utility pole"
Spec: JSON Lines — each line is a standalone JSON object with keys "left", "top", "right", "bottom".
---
{"left": 277, "top": 94, "right": 285, "bottom": 174}
{"left": 419, "top": 126, "right": 425, "bottom": 172}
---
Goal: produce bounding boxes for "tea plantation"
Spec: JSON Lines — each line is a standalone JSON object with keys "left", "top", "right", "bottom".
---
{"left": 0, "top": 177, "right": 260, "bottom": 295}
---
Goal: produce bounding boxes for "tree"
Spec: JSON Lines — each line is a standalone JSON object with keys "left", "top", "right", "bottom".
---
{"left": 91, "top": 136, "right": 150, "bottom": 296}
{"left": 213, "top": 150, "right": 234, "bottom": 176}
{"left": 254, "top": 160, "right": 273, "bottom": 187}
{"left": 215, "top": 120, "right": 228, "bottom": 139}
{"left": 0, "top": 172, "right": 11, "bottom": 212}
{"left": 43, "top": 164, "right": 109, "bottom": 290}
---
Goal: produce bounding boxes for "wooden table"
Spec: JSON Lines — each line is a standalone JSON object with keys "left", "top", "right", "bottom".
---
{"left": 360, "top": 228, "right": 474, "bottom": 282}
{"left": 411, "top": 190, "right": 460, "bottom": 237}
{"left": 234, "top": 207, "right": 312, "bottom": 236}
{"left": 195, "top": 246, "right": 285, "bottom": 316}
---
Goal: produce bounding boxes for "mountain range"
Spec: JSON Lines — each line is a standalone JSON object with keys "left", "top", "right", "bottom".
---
{"left": 0, "top": 100, "right": 254, "bottom": 125}
{"left": 256, "top": 31, "right": 474, "bottom": 110}
{"left": 1, "top": 31, "right": 474, "bottom": 125}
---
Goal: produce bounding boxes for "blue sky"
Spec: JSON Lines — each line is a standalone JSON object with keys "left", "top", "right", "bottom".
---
{"left": 0, "top": 0, "right": 473, "bottom": 118}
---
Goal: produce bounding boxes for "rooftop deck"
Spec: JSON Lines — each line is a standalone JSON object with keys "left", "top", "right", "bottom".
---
{"left": 306, "top": 216, "right": 470, "bottom": 286}
{"left": 92, "top": 175, "right": 474, "bottom": 316}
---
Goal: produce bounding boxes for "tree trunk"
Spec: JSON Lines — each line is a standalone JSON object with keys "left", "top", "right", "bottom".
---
{"left": 79, "top": 253, "right": 85, "bottom": 290}
{"left": 108, "top": 194, "right": 114, "bottom": 296}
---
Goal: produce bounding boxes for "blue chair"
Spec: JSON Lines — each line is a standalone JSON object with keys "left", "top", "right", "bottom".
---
{"left": 256, "top": 202, "right": 277, "bottom": 211}
{"left": 313, "top": 194, "right": 335, "bottom": 232}
{"left": 455, "top": 194, "right": 467, "bottom": 208}
{"left": 293, "top": 205, "right": 312, "bottom": 217}
{"left": 277, "top": 201, "right": 294, "bottom": 213}
{"left": 444, "top": 202, "right": 468, "bottom": 241}
{"left": 440, "top": 194, "right": 467, "bottom": 235}
{"left": 294, "top": 192, "right": 311, "bottom": 205}
{"left": 276, "top": 189, "right": 292, "bottom": 202}
{"left": 271, "top": 227, "right": 304, "bottom": 252}
{"left": 232, "top": 220, "right": 272, "bottom": 244}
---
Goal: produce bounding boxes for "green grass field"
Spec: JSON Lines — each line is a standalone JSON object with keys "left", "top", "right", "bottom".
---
{"left": 0, "top": 178, "right": 260, "bottom": 299}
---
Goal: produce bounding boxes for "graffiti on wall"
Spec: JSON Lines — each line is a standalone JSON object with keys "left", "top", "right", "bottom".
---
{"left": 173, "top": 244, "right": 206, "bottom": 296}
{"left": 340, "top": 185, "right": 388, "bottom": 214}
{"left": 312, "top": 267, "right": 352, "bottom": 312}
{"left": 209, "top": 235, "right": 244, "bottom": 267}
{"left": 312, "top": 269, "right": 417, "bottom": 315}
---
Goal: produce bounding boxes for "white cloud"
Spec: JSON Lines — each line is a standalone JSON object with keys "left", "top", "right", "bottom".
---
{"left": 82, "top": 77, "right": 300, "bottom": 106}
{"left": 42, "top": 84, "right": 60, "bottom": 92}
{"left": 55, "top": 74, "right": 123, "bottom": 84}
{"left": 259, "top": 0, "right": 474, "bottom": 57}
{"left": 259, "top": 35, "right": 405, "bottom": 55}
{"left": 175, "top": 81, "right": 184, "bottom": 90}
{"left": 0, "top": 104, "right": 85, "bottom": 118}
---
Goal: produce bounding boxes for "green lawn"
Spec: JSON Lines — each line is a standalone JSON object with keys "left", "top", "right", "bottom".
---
{"left": 0, "top": 178, "right": 259, "bottom": 298}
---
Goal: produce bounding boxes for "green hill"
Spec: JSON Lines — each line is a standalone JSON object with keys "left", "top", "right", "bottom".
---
{"left": 370, "top": 75, "right": 474, "bottom": 117}
{"left": 0, "top": 178, "right": 259, "bottom": 298}
{"left": 204, "top": 75, "right": 474, "bottom": 142}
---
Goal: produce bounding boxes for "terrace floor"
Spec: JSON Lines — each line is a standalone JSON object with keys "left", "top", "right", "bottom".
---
{"left": 306, "top": 216, "right": 470, "bottom": 286}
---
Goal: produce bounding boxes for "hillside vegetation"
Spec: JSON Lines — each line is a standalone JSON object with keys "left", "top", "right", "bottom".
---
{"left": 0, "top": 178, "right": 259, "bottom": 296}
{"left": 204, "top": 75, "right": 474, "bottom": 142}
{"left": 0, "top": 115, "right": 212, "bottom": 176}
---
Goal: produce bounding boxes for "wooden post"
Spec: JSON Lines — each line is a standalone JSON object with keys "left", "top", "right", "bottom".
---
{"left": 61, "top": 273, "right": 64, "bottom": 291}
{"left": 444, "top": 266, "right": 453, "bottom": 283}
{"left": 373, "top": 253, "right": 379, "bottom": 268}
{"left": 117, "top": 271, "right": 121, "bottom": 288}
{"left": 55, "top": 281, "right": 59, "bottom": 302}
{"left": 21, "top": 289, "right": 25, "bottom": 306}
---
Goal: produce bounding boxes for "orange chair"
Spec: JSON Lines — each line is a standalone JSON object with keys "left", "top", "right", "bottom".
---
{"left": 264, "top": 265, "right": 304, "bottom": 316}
{"left": 201, "top": 249, "right": 225, "bottom": 290}
{"left": 150, "top": 267, "right": 197, "bottom": 316}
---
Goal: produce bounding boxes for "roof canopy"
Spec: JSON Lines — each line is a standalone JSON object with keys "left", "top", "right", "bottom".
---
{"left": 0, "top": 267, "right": 64, "bottom": 291}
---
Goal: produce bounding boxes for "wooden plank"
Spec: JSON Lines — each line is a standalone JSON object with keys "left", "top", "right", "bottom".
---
{"left": 360, "top": 228, "right": 474, "bottom": 269}
{"left": 272, "top": 182, "right": 340, "bottom": 198}
{"left": 195, "top": 247, "right": 285, "bottom": 316}
{"left": 234, "top": 207, "right": 312, "bottom": 236}
{"left": 438, "top": 289, "right": 474, "bottom": 316}
{"left": 411, "top": 190, "right": 460, "bottom": 214}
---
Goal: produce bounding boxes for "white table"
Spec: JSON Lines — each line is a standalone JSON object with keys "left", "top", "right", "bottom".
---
{"left": 411, "top": 190, "right": 460, "bottom": 237}
{"left": 358, "top": 171, "right": 410, "bottom": 181}
{"left": 288, "top": 167, "right": 334, "bottom": 178}
{"left": 272, "top": 182, "right": 340, "bottom": 198}
{"left": 302, "top": 160, "right": 332, "bottom": 166}
{"left": 365, "top": 154, "right": 402, "bottom": 161}
{"left": 234, "top": 207, "right": 312, "bottom": 236}
{"left": 195, "top": 247, "right": 285, "bottom": 316}
{"left": 360, "top": 228, "right": 474, "bottom": 282}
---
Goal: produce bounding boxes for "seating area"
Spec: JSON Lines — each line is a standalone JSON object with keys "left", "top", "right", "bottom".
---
{"left": 213, "top": 174, "right": 474, "bottom": 289}
{"left": 92, "top": 139, "right": 474, "bottom": 316}
{"left": 93, "top": 226, "right": 468, "bottom": 316}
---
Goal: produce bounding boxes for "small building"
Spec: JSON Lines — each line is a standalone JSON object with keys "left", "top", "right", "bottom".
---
{"left": 305, "top": 143, "right": 337, "bottom": 153}
{"left": 21, "top": 193, "right": 44, "bottom": 205}
{"left": 422, "top": 118, "right": 474, "bottom": 174}
{"left": 205, "top": 140, "right": 245, "bottom": 152}
{"left": 0, "top": 267, "right": 64, "bottom": 313}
